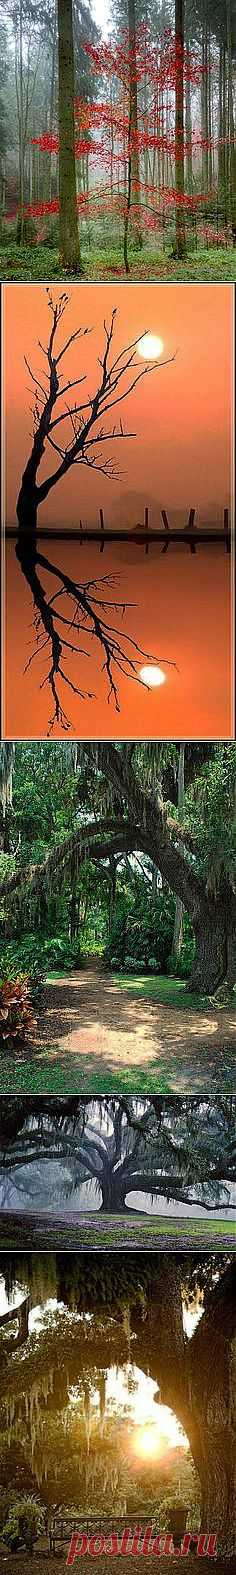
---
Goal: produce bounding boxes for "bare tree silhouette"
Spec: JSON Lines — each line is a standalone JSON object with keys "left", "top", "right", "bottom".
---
{"left": 16, "top": 290, "right": 176, "bottom": 732}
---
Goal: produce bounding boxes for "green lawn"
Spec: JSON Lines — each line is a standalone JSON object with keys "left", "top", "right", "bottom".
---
{"left": 0, "top": 1060, "right": 171, "bottom": 1094}
{"left": 0, "top": 243, "right": 235, "bottom": 280}
{"left": 112, "top": 973, "right": 211, "bottom": 1011}
{"left": 0, "top": 1212, "right": 235, "bottom": 1252}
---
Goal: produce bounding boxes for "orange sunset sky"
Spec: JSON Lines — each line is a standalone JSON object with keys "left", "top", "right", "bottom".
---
{"left": 4, "top": 282, "right": 232, "bottom": 527}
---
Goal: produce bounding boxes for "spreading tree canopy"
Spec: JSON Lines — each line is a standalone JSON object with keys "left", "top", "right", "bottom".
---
{"left": 0, "top": 1096, "right": 235, "bottom": 1214}
{"left": 1, "top": 741, "right": 235, "bottom": 994}
{"left": 0, "top": 1251, "right": 235, "bottom": 1558}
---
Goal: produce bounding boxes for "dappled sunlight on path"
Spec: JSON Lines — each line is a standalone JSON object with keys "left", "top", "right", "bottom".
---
{"left": 29, "top": 964, "right": 236, "bottom": 1091}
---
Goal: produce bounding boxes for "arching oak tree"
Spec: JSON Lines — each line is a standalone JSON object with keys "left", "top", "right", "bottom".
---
{"left": 1, "top": 1252, "right": 235, "bottom": 1559}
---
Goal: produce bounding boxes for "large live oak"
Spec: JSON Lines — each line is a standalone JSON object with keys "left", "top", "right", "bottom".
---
{"left": 2, "top": 742, "right": 235, "bottom": 994}
{"left": 0, "top": 1096, "right": 235, "bottom": 1214}
{"left": 1, "top": 1254, "right": 235, "bottom": 1559}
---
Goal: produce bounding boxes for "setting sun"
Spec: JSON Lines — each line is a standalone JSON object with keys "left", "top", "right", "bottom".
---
{"left": 131, "top": 1425, "right": 164, "bottom": 1460}
{"left": 140, "top": 665, "right": 166, "bottom": 688}
{"left": 137, "top": 333, "right": 164, "bottom": 358}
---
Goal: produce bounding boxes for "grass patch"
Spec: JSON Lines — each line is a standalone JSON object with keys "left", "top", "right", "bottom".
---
{"left": 0, "top": 1213, "right": 235, "bottom": 1253}
{"left": 1, "top": 244, "right": 236, "bottom": 281}
{"left": 112, "top": 972, "right": 209, "bottom": 1011}
{"left": 0, "top": 1058, "right": 171, "bottom": 1094}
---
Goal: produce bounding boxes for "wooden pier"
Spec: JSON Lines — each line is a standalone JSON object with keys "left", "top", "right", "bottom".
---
{"left": 5, "top": 505, "right": 231, "bottom": 553}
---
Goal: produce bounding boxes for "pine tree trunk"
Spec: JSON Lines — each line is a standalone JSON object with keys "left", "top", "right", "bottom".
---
{"left": 174, "top": 0, "right": 187, "bottom": 258}
{"left": 127, "top": 0, "right": 142, "bottom": 249}
{"left": 227, "top": 0, "right": 236, "bottom": 239}
{"left": 57, "top": 0, "right": 82, "bottom": 273}
{"left": 201, "top": 22, "right": 209, "bottom": 191}
{"left": 185, "top": 25, "right": 193, "bottom": 192}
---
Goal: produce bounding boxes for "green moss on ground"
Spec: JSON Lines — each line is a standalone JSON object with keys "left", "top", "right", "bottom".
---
{"left": 0, "top": 244, "right": 235, "bottom": 280}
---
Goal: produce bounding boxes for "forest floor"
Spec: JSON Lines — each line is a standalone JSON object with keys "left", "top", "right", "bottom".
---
{"left": 0, "top": 1211, "right": 235, "bottom": 1253}
{"left": 0, "top": 1550, "right": 228, "bottom": 1572}
{"left": 0, "top": 243, "right": 236, "bottom": 281}
{"left": 0, "top": 963, "right": 234, "bottom": 1094}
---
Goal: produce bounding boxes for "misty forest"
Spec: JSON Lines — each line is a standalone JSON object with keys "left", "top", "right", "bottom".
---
{"left": 0, "top": 2, "right": 236, "bottom": 281}
{"left": 0, "top": 1252, "right": 235, "bottom": 1567}
{"left": 0, "top": 1096, "right": 235, "bottom": 1252}
{"left": 0, "top": 740, "right": 235, "bottom": 1094}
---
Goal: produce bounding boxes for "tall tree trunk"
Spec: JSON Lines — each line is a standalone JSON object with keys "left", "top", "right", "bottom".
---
{"left": 227, "top": 0, "right": 236, "bottom": 240}
{"left": 108, "top": 854, "right": 117, "bottom": 935}
{"left": 70, "top": 849, "right": 79, "bottom": 941}
{"left": 218, "top": 43, "right": 227, "bottom": 220}
{"left": 189, "top": 891, "right": 236, "bottom": 995}
{"left": 15, "top": 0, "right": 26, "bottom": 244}
{"left": 174, "top": 0, "right": 187, "bottom": 258}
{"left": 198, "top": 1435, "right": 236, "bottom": 1560}
{"left": 185, "top": 23, "right": 193, "bottom": 192}
{"left": 45, "top": 8, "right": 57, "bottom": 204}
{"left": 189, "top": 898, "right": 227, "bottom": 994}
{"left": 201, "top": 21, "right": 209, "bottom": 191}
{"left": 127, "top": 0, "right": 142, "bottom": 250}
{"left": 57, "top": 0, "right": 82, "bottom": 273}
{"left": 172, "top": 744, "right": 185, "bottom": 963}
{"left": 134, "top": 1262, "right": 236, "bottom": 1562}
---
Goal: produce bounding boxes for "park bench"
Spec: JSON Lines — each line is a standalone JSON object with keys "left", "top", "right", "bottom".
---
{"left": 48, "top": 1514, "right": 160, "bottom": 1555}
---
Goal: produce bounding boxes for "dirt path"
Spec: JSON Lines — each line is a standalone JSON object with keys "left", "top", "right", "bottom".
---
{"left": 0, "top": 1551, "right": 226, "bottom": 1573}
{"left": 30, "top": 964, "right": 235, "bottom": 1091}
{"left": 0, "top": 1210, "right": 235, "bottom": 1253}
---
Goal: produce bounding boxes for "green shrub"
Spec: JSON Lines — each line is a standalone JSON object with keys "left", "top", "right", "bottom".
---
{"left": 106, "top": 886, "right": 176, "bottom": 973}
{"left": 123, "top": 956, "right": 146, "bottom": 974}
{"left": 0, "top": 931, "right": 81, "bottom": 982}
{"left": 2, "top": 1494, "right": 45, "bottom": 1552}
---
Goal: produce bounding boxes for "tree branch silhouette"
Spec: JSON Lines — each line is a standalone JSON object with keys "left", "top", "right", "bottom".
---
{"left": 16, "top": 289, "right": 176, "bottom": 731}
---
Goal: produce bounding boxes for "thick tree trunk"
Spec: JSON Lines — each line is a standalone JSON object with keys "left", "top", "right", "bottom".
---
{"left": 198, "top": 1434, "right": 236, "bottom": 1560}
{"left": 187, "top": 1264, "right": 236, "bottom": 1561}
{"left": 57, "top": 0, "right": 82, "bottom": 273}
{"left": 100, "top": 1172, "right": 126, "bottom": 1211}
{"left": 190, "top": 894, "right": 236, "bottom": 994}
{"left": 134, "top": 1262, "right": 236, "bottom": 1562}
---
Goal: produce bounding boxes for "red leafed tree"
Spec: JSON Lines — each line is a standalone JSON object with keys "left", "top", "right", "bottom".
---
{"left": 29, "top": 24, "right": 217, "bottom": 273}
